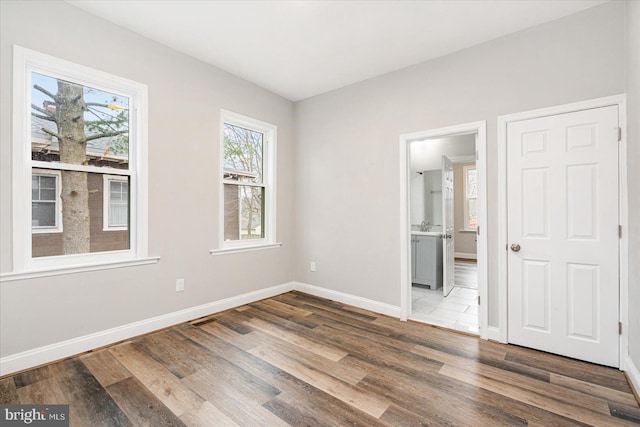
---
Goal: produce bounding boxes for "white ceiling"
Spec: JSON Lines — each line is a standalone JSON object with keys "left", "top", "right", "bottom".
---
{"left": 67, "top": 0, "right": 608, "bottom": 102}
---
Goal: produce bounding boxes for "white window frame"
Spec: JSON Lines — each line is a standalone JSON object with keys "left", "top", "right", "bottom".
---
{"left": 216, "top": 110, "right": 277, "bottom": 252}
{"left": 9, "top": 46, "right": 152, "bottom": 275}
{"left": 31, "top": 169, "right": 62, "bottom": 234}
{"left": 463, "top": 164, "right": 478, "bottom": 231}
{"left": 103, "top": 175, "right": 129, "bottom": 231}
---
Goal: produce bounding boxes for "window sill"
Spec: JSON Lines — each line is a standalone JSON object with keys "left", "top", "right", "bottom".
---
{"left": 32, "top": 229, "right": 63, "bottom": 234}
{"left": 210, "top": 242, "right": 282, "bottom": 256}
{"left": 0, "top": 256, "right": 160, "bottom": 282}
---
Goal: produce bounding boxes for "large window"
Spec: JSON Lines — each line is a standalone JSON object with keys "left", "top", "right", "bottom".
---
{"left": 12, "top": 47, "right": 149, "bottom": 273}
{"left": 463, "top": 164, "right": 478, "bottom": 230}
{"left": 220, "top": 110, "right": 276, "bottom": 249}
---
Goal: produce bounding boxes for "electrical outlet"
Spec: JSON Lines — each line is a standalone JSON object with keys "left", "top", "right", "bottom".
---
{"left": 176, "top": 278, "right": 185, "bottom": 292}
{"left": 310, "top": 261, "right": 316, "bottom": 272}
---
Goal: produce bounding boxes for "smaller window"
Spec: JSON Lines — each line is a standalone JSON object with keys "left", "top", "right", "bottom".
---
{"left": 32, "top": 169, "right": 62, "bottom": 233}
{"left": 103, "top": 175, "right": 129, "bottom": 231}
{"left": 220, "top": 110, "right": 276, "bottom": 249}
{"left": 463, "top": 165, "right": 477, "bottom": 230}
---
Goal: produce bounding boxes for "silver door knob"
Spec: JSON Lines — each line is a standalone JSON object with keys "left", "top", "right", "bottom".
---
{"left": 446, "top": 234, "right": 452, "bottom": 239}
{"left": 511, "top": 243, "right": 521, "bottom": 252}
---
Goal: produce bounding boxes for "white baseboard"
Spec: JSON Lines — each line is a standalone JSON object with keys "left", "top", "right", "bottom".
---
{"left": 454, "top": 252, "right": 477, "bottom": 260}
{"left": 292, "top": 281, "right": 401, "bottom": 318}
{"left": 1, "top": 281, "right": 405, "bottom": 376}
{"left": 624, "top": 354, "right": 640, "bottom": 400}
{"left": 0, "top": 282, "right": 294, "bottom": 376}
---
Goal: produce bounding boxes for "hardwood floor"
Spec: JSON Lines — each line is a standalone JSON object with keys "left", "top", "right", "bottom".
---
{"left": 1, "top": 291, "right": 638, "bottom": 426}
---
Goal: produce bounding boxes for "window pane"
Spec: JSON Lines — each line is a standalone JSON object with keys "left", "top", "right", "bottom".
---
{"left": 40, "top": 176, "right": 56, "bottom": 189}
{"left": 224, "top": 184, "right": 264, "bottom": 241}
{"left": 32, "top": 202, "right": 55, "bottom": 227}
{"left": 223, "top": 123, "right": 263, "bottom": 184}
{"left": 466, "top": 168, "right": 477, "bottom": 199}
{"left": 40, "top": 189, "right": 56, "bottom": 201}
{"left": 109, "top": 203, "right": 128, "bottom": 227}
{"left": 110, "top": 180, "right": 124, "bottom": 201}
{"left": 31, "top": 72, "right": 130, "bottom": 170}
{"left": 108, "top": 179, "right": 129, "bottom": 227}
{"left": 467, "top": 198, "right": 478, "bottom": 229}
{"left": 32, "top": 173, "right": 57, "bottom": 226}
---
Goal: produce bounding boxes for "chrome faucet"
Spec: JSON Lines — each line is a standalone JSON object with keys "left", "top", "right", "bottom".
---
{"left": 420, "top": 220, "right": 430, "bottom": 232}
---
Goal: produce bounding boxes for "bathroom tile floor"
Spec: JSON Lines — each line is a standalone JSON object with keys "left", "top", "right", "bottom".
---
{"left": 411, "top": 285, "right": 479, "bottom": 334}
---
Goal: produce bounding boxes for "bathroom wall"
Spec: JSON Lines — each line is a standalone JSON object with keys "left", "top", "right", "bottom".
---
{"left": 422, "top": 170, "right": 443, "bottom": 230}
{"left": 409, "top": 173, "right": 424, "bottom": 226}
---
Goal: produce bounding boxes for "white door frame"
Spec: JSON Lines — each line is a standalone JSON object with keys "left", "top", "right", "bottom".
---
{"left": 399, "top": 121, "right": 488, "bottom": 339}
{"left": 497, "top": 94, "right": 629, "bottom": 369}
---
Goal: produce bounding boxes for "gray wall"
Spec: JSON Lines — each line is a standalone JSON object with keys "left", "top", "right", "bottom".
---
{"left": 293, "top": 2, "right": 626, "bottom": 327}
{"left": 1, "top": 0, "right": 637, "bottom": 373}
{"left": 625, "top": 0, "right": 640, "bottom": 372}
{"left": 0, "top": 1, "right": 295, "bottom": 357}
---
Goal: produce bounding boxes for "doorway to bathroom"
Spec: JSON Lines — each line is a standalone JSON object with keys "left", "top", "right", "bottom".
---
{"left": 399, "top": 121, "right": 488, "bottom": 337}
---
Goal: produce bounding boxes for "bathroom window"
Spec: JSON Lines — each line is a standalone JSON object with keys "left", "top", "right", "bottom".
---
{"left": 463, "top": 165, "right": 477, "bottom": 230}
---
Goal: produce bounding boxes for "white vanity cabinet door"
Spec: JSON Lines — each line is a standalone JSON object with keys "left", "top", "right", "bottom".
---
{"left": 412, "top": 235, "right": 443, "bottom": 289}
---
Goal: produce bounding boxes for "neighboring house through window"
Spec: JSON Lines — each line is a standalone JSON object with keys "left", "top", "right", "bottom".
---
{"left": 12, "top": 46, "right": 149, "bottom": 272}
{"left": 32, "top": 169, "right": 61, "bottom": 233}
{"left": 220, "top": 110, "right": 276, "bottom": 249}
{"left": 103, "top": 175, "right": 129, "bottom": 231}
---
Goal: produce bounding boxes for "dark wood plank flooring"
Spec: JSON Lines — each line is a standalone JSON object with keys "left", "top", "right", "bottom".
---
{"left": 1, "top": 291, "right": 638, "bottom": 426}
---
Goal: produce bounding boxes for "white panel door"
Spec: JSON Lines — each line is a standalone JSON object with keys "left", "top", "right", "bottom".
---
{"left": 442, "top": 155, "right": 455, "bottom": 297}
{"left": 507, "top": 105, "right": 619, "bottom": 367}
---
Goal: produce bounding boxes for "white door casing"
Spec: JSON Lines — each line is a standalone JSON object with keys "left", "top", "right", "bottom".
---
{"left": 506, "top": 105, "right": 619, "bottom": 367}
{"left": 442, "top": 155, "right": 455, "bottom": 297}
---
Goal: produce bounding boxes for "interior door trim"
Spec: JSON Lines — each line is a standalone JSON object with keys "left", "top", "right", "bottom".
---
{"left": 399, "top": 120, "right": 488, "bottom": 339}
{"left": 497, "top": 94, "right": 628, "bottom": 369}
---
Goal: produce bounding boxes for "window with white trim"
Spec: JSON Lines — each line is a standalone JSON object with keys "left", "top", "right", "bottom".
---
{"left": 32, "top": 169, "right": 62, "bottom": 233}
{"left": 12, "top": 46, "right": 149, "bottom": 272}
{"left": 103, "top": 175, "right": 129, "bottom": 231}
{"left": 220, "top": 110, "right": 276, "bottom": 249}
{"left": 463, "top": 164, "right": 478, "bottom": 230}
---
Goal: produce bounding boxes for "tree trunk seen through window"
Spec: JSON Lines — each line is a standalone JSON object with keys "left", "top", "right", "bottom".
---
{"left": 57, "top": 81, "right": 90, "bottom": 254}
{"left": 32, "top": 75, "right": 129, "bottom": 255}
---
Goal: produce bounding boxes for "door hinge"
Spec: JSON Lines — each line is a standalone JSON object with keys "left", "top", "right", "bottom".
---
{"left": 619, "top": 225, "right": 622, "bottom": 239}
{"left": 477, "top": 225, "right": 480, "bottom": 236}
{"left": 477, "top": 296, "right": 480, "bottom": 305}
{"left": 617, "top": 127, "right": 622, "bottom": 142}
{"left": 476, "top": 150, "right": 479, "bottom": 161}
{"left": 619, "top": 322, "right": 622, "bottom": 335}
